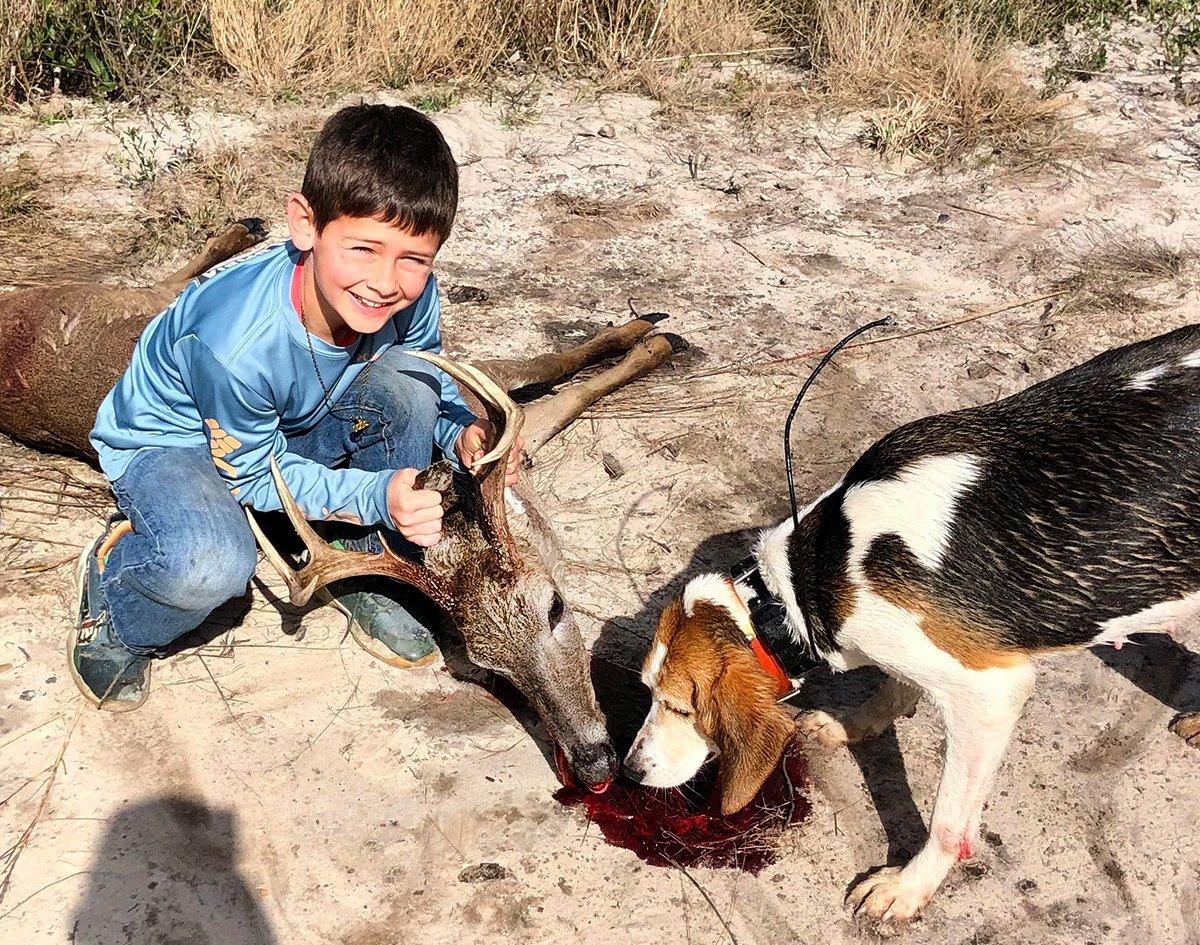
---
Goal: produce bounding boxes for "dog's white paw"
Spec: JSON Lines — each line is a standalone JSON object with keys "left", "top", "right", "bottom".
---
{"left": 796, "top": 709, "right": 850, "bottom": 748}
{"left": 846, "top": 866, "right": 931, "bottom": 922}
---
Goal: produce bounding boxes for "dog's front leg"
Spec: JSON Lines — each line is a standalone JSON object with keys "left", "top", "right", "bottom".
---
{"left": 848, "top": 660, "right": 1035, "bottom": 922}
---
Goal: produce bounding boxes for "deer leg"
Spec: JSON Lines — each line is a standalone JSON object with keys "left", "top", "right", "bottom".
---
{"left": 474, "top": 313, "right": 668, "bottom": 393}
{"left": 159, "top": 219, "right": 268, "bottom": 292}
{"left": 522, "top": 334, "right": 678, "bottom": 457}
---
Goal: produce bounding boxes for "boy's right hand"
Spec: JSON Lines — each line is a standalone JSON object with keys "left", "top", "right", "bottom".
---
{"left": 387, "top": 469, "right": 443, "bottom": 548}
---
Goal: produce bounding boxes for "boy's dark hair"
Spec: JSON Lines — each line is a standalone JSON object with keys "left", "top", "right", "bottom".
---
{"left": 302, "top": 104, "right": 458, "bottom": 242}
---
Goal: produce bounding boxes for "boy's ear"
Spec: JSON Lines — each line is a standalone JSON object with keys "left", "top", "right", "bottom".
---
{"left": 709, "top": 655, "right": 795, "bottom": 815}
{"left": 286, "top": 193, "right": 317, "bottom": 251}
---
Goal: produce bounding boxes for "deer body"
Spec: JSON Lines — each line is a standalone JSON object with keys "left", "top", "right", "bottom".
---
{"left": 0, "top": 223, "right": 266, "bottom": 458}
{"left": 1, "top": 223, "right": 676, "bottom": 790}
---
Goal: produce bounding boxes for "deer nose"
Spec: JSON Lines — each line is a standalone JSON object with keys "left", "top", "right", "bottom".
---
{"left": 571, "top": 741, "right": 617, "bottom": 792}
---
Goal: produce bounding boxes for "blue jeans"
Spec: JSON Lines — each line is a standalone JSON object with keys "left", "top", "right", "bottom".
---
{"left": 101, "top": 350, "right": 442, "bottom": 654}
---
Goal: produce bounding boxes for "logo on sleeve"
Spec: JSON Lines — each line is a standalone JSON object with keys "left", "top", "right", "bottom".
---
{"left": 205, "top": 418, "right": 241, "bottom": 477}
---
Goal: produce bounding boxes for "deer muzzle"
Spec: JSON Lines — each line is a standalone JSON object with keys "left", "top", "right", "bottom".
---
{"left": 555, "top": 739, "right": 618, "bottom": 793}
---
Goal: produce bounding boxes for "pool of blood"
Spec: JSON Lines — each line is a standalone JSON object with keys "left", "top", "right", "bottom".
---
{"left": 554, "top": 739, "right": 811, "bottom": 875}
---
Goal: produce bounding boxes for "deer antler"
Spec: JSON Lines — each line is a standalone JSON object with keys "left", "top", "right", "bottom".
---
{"left": 246, "top": 456, "right": 456, "bottom": 610}
{"left": 247, "top": 354, "right": 525, "bottom": 608}
{"left": 408, "top": 352, "right": 524, "bottom": 470}
{"left": 408, "top": 351, "right": 525, "bottom": 563}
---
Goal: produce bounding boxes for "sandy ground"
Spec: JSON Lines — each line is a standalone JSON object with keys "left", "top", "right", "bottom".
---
{"left": 1, "top": 32, "right": 1199, "bottom": 945}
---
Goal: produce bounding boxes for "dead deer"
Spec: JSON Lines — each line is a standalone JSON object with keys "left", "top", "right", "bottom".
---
{"left": 0, "top": 221, "right": 681, "bottom": 791}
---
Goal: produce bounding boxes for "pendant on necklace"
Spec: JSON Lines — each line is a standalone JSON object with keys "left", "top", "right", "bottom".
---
{"left": 351, "top": 418, "right": 369, "bottom": 437}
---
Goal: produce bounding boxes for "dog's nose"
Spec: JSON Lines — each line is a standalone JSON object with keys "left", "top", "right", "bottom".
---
{"left": 621, "top": 758, "right": 646, "bottom": 783}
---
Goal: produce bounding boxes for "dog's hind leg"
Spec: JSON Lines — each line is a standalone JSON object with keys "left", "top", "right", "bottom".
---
{"left": 797, "top": 676, "right": 921, "bottom": 747}
{"left": 847, "top": 659, "right": 1035, "bottom": 922}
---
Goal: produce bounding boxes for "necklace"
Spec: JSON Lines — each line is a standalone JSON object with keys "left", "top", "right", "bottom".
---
{"left": 297, "top": 260, "right": 373, "bottom": 438}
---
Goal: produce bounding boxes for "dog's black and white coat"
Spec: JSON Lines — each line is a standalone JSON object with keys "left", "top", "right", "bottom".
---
{"left": 627, "top": 324, "right": 1200, "bottom": 922}
{"left": 751, "top": 323, "right": 1200, "bottom": 918}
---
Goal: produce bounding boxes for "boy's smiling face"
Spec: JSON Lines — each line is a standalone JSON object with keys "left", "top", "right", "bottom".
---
{"left": 287, "top": 194, "right": 441, "bottom": 340}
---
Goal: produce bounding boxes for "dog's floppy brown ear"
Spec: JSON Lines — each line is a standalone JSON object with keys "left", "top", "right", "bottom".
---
{"left": 709, "top": 654, "right": 794, "bottom": 815}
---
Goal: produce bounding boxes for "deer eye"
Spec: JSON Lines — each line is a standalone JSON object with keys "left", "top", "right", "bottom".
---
{"left": 548, "top": 591, "right": 565, "bottom": 629}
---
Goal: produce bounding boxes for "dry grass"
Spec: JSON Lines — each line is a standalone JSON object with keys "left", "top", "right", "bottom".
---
{"left": 1056, "top": 231, "right": 1193, "bottom": 319}
{"left": 140, "top": 146, "right": 273, "bottom": 256}
{"left": 134, "top": 113, "right": 317, "bottom": 261}
{"left": 0, "top": 160, "right": 42, "bottom": 224}
{"left": 0, "top": 160, "right": 104, "bottom": 288}
{"left": 792, "top": 0, "right": 1067, "bottom": 163}
{"left": 206, "top": 0, "right": 767, "bottom": 93}
{"left": 549, "top": 192, "right": 668, "bottom": 220}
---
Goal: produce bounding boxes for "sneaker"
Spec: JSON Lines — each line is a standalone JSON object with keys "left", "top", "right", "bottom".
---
{"left": 317, "top": 574, "right": 439, "bottom": 669}
{"left": 67, "top": 527, "right": 152, "bottom": 712}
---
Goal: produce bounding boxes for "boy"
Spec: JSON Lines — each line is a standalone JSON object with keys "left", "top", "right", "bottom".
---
{"left": 71, "top": 104, "right": 519, "bottom": 712}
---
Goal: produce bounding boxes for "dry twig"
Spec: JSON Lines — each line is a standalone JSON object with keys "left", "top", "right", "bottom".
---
{"left": 0, "top": 706, "right": 83, "bottom": 908}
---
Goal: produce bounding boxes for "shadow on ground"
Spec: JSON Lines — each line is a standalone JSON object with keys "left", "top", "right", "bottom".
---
{"left": 71, "top": 796, "right": 276, "bottom": 945}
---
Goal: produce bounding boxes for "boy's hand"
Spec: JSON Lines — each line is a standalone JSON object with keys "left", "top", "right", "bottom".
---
{"left": 456, "top": 420, "right": 523, "bottom": 488}
{"left": 387, "top": 469, "right": 443, "bottom": 548}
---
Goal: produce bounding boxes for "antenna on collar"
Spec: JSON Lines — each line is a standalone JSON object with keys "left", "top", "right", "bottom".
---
{"left": 784, "top": 316, "right": 894, "bottom": 532}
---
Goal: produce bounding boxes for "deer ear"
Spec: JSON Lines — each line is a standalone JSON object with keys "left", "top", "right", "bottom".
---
{"left": 710, "top": 656, "right": 794, "bottom": 815}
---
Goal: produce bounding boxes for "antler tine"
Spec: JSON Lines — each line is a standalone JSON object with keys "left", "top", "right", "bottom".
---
{"left": 247, "top": 456, "right": 455, "bottom": 610}
{"left": 408, "top": 351, "right": 524, "bottom": 469}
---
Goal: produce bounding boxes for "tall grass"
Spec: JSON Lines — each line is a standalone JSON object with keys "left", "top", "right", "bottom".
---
{"left": 1, "top": 0, "right": 1174, "bottom": 102}
{"left": 2, "top": 0, "right": 1183, "bottom": 165}
{"left": 205, "top": 0, "right": 767, "bottom": 91}
{"left": 786, "top": 0, "right": 1064, "bottom": 162}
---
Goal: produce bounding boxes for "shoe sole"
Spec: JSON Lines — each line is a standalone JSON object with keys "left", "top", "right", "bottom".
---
{"left": 67, "top": 539, "right": 151, "bottom": 713}
{"left": 316, "top": 588, "right": 439, "bottom": 670}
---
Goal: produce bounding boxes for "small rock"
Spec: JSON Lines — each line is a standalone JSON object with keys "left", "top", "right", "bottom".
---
{"left": 597, "top": 123, "right": 617, "bottom": 138}
{"left": 447, "top": 285, "right": 490, "bottom": 304}
{"left": 937, "top": 211, "right": 951, "bottom": 223}
{"left": 602, "top": 452, "right": 625, "bottom": 479}
{"left": 19, "top": 690, "right": 35, "bottom": 701}
{"left": 1017, "top": 878, "right": 1038, "bottom": 893}
{"left": 966, "top": 360, "right": 999, "bottom": 380}
{"left": 459, "top": 863, "right": 512, "bottom": 883}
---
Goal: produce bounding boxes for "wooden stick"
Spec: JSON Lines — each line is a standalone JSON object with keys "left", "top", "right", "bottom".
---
{"left": 687, "top": 291, "right": 1065, "bottom": 380}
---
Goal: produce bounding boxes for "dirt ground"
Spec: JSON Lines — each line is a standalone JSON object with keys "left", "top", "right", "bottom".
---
{"left": 2, "top": 31, "right": 1199, "bottom": 945}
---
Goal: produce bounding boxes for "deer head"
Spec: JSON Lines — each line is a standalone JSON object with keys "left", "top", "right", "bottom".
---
{"left": 247, "top": 353, "right": 617, "bottom": 792}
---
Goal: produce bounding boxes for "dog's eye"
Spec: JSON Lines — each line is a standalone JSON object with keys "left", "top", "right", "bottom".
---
{"left": 665, "top": 704, "right": 693, "bottom": 718}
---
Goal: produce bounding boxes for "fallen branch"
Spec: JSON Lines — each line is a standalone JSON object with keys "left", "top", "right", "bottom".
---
{"left": 945, "top": 202, "right": 1038, "bottom": 226}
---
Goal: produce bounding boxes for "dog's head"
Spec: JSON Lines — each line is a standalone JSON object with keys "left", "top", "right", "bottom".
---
{"left": 623, "top": 574, "right": 796, "bottom": 815}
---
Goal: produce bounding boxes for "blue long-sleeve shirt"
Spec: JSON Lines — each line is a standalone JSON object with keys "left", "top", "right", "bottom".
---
{"left": 91, "top": 240, "right": 476, "bottom": 528}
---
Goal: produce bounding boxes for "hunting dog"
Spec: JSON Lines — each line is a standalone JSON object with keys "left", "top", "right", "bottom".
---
{"left": 624, "top": 323, "right": 1200, "bottom": 920}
